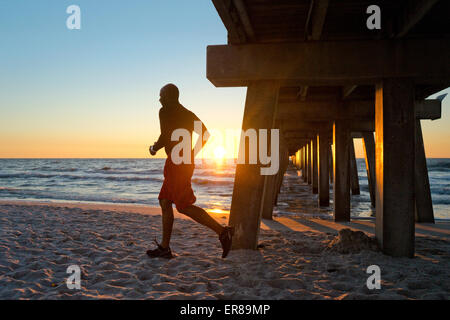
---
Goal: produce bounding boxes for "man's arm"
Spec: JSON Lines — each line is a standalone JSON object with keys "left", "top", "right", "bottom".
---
{"left": 150, "top": 108, "right": 169, "bottom": 155}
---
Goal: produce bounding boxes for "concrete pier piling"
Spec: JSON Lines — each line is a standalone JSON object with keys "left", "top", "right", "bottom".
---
{"left": 274, "top": 143, "right": 289, "bottom": 207}
{"left": 303, "top": 146, "right": 308, "bottom": 182}
{"left": 307, "top": 143, "right": 312, "bottom": 185}
{"left": 414, "top": 119, "right": 435, "bottom": 223}
{"left": 262, "top": 133, "right": 289, "bottom": 219}
{"left": 349, "top": 139, "right": 360, "bottom": 195}
{"left": 375, "top": 79, "right": 415, "bottom": 257}
{"left": 312, "top": 138, "right": 319, "bottom": 194}
{"left": 318, "top": 132, "right": 330, "bottom": 206}
{"left": 333, "top": 120, "right": 351, "bottom": 222}
{"left": 329, "top": 144, "right": 334, "bottom": 184}
{"left": 362, "top": 132, "right": 376, "bottom": 208}
{"left": 228, "top": 81, "right": 279, "bottom": 250}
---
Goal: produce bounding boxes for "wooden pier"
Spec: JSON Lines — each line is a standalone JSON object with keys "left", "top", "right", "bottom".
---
{"left": 207, "top": 0, "right": 449, "bottom": 257}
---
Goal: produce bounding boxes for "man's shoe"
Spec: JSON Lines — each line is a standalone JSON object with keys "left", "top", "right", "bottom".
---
{"left": 219, "top": 226, "right": 234, "bottom": 259}
{"left": 146, "top": 239, "right": 173, "bottom": 259}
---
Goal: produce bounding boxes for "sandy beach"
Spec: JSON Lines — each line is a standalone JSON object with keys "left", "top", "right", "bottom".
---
{"left": 0, "top": 200, "right": 449, "bottom": 300}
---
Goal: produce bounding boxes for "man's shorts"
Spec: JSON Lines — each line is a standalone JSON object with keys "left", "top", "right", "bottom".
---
{"left": 158, "top": 157, "right": 196, "bottom": 211}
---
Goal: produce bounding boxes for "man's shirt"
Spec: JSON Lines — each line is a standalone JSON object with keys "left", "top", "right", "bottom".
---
{"left": 153, "top": 102, "right": 207, "bottom": 159}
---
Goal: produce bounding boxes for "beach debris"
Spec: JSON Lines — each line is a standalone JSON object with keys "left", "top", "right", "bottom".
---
{"left": 327, "top": 228, "right": 378, "bottom": 254}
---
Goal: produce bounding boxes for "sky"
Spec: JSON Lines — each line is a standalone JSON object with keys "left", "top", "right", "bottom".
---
{"left": 0, "top": 0, "right": 449, "bottom": 159}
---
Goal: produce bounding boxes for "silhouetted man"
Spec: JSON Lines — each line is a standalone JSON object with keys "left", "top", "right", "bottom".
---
{"left": 147, "top": 83, "right": 233, "bottom": 259}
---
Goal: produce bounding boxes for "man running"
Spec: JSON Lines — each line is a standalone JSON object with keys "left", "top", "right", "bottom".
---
{"left": 147, "top": 83, "right": 233, "bottom": 259}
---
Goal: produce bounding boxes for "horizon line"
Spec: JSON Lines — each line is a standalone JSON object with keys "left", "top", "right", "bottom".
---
{"left": 1, "top": 157, "right": 449, "bottom": 160}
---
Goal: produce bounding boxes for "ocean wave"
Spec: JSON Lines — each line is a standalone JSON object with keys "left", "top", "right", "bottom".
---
{"left": 90, "top": 168, "right": 162, "bottom": 175}
{"left": 58, "top": 168, "right": 78, "bottom": 172}
{"left": 1, "top": 170, "right": 234, "bottom": 184}
{"left": 58, "top": 174, "right": 163, "bottom": 183}
{"left": 430, "top": 186, "right": 450, "bottom": 195}
{"left": 0, "top": 172, "right": 163, "bottom": 183}
{"left": 191, "top": 178, "right": 233, "bottom": 186}
{"left": 0, "top": 173, "right": 56, "bottom": 179}
{"left": 427, "top": 160, "right": 450, "bottom": 171}
{"left": 432, "top": 199, "right": 450, "bottom": 205}
{"left": 31, "top": 167, "right": 78, "bottom": 172}
{"left": 0, "top": 187, "right": 143, "bottom": 204}
{"left": 194, "top": 169, "right": 235, "bottom": 178}
{"left": 0, "top": 186, "right": 21, "bottom": 192}
{"left": 31, "top": 166, "right": 52, "bottom": 171}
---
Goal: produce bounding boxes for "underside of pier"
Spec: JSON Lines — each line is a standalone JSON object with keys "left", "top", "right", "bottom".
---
{"left": 207, "top": 0, "right": 450, "bottom": 257}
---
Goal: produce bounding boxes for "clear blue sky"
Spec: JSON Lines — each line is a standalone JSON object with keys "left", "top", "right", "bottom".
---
{"left": 0, "top": 0, "right": 247, "bottom": 157}
{"left": 0, "top": 0, "right": 448, "bottom": 158}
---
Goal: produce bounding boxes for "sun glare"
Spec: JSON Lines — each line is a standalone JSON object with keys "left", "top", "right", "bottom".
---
{"left": 213, "top": 146, "right": 226, "bottom": 160}
{"left": 208, "top": 208, "right": 229, "bottom": 215}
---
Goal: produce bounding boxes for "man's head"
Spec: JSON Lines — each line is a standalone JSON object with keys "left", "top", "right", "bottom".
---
{"left": 159, "top": 83, "right": 179, "bottom": 106}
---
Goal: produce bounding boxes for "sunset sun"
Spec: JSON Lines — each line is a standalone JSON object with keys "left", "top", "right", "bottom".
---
{"left": 213, "top": 146, "right": 226, "bottom": 160}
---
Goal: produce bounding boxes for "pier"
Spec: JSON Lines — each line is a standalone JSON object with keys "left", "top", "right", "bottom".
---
{"left": 207, "top": 0, "right": 450, "bottom": 257}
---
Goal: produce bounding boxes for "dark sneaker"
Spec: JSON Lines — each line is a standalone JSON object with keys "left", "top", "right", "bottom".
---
{"left": 219, "top": 226, "right": 234, "bottom": 259}
{"left": 146, "top": 239, "right": 173, "bottom": 259}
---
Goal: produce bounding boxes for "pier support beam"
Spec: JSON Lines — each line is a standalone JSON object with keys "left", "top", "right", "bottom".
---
{"left": 274, "top": 139, "right": 289, "bottom": 207}
{"left": 414, "top": 119, "right": 435, "bottom": 223}
{"left": 375, "top": 78, "right": 415, "bottom": 257}
{"left": 262, "top": 133, "right": 288, "bottom": 219}
{"left": 318, "top": 132, "right": 330, "bottom": 206}
{"left": 261, "top": 174, "right": 278, "bottom": 220}
{"left": 301, "top": 147, "right": 305, "bottom": 171}
{"left": 299, "top": 150, "right": 302, "bottom": 169}
{"left": 229, "top": 81, "right": 279, "bottom": 250}
{"left": 303, "top": 146, "right": 308, "bottom": 182}
{"left": 333, "top": 120, "right": 351, "bottom": 221}
{"left": 307, "top": 143, "right": 312, "bottom": 185}
{"left": 362, "top": 132, "right": 376, "bottom": 208}
{"left": 312, "top": 138, "right": 319, "bottom": 194}
{"left": 329, "top": 144, "right": 334, "bottom": 184}
{"left": 299, "top": 149, "right": 302, "bottom": 169}
{"left": 349, "top": 138, "right": 360, "bottom": 195}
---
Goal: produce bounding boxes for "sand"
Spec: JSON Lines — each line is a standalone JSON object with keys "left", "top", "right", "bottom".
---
{"left": 0, "top": 200, "right": 449, "bottom": 300}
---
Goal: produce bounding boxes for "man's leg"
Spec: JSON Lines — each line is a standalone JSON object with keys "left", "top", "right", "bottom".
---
{"left": 179, "top": 205, "right": 224, "bottom": 235}
{"left": 159, "top": 198, "right": 174, "bottom": 248}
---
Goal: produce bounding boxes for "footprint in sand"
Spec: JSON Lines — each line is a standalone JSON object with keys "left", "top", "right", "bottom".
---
{"left": 136, "top": 270, "right": 153, "bottom": 281}
{"left": 177, "top": 284, "right": 196, "bottom": 293}
{"left": 10, "top": 269, "right": 29, "bottom": 280}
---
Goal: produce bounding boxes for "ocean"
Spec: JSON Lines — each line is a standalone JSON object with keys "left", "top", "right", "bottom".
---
{"left": 0, "top": 158, "right": 449, "bottom": 219}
